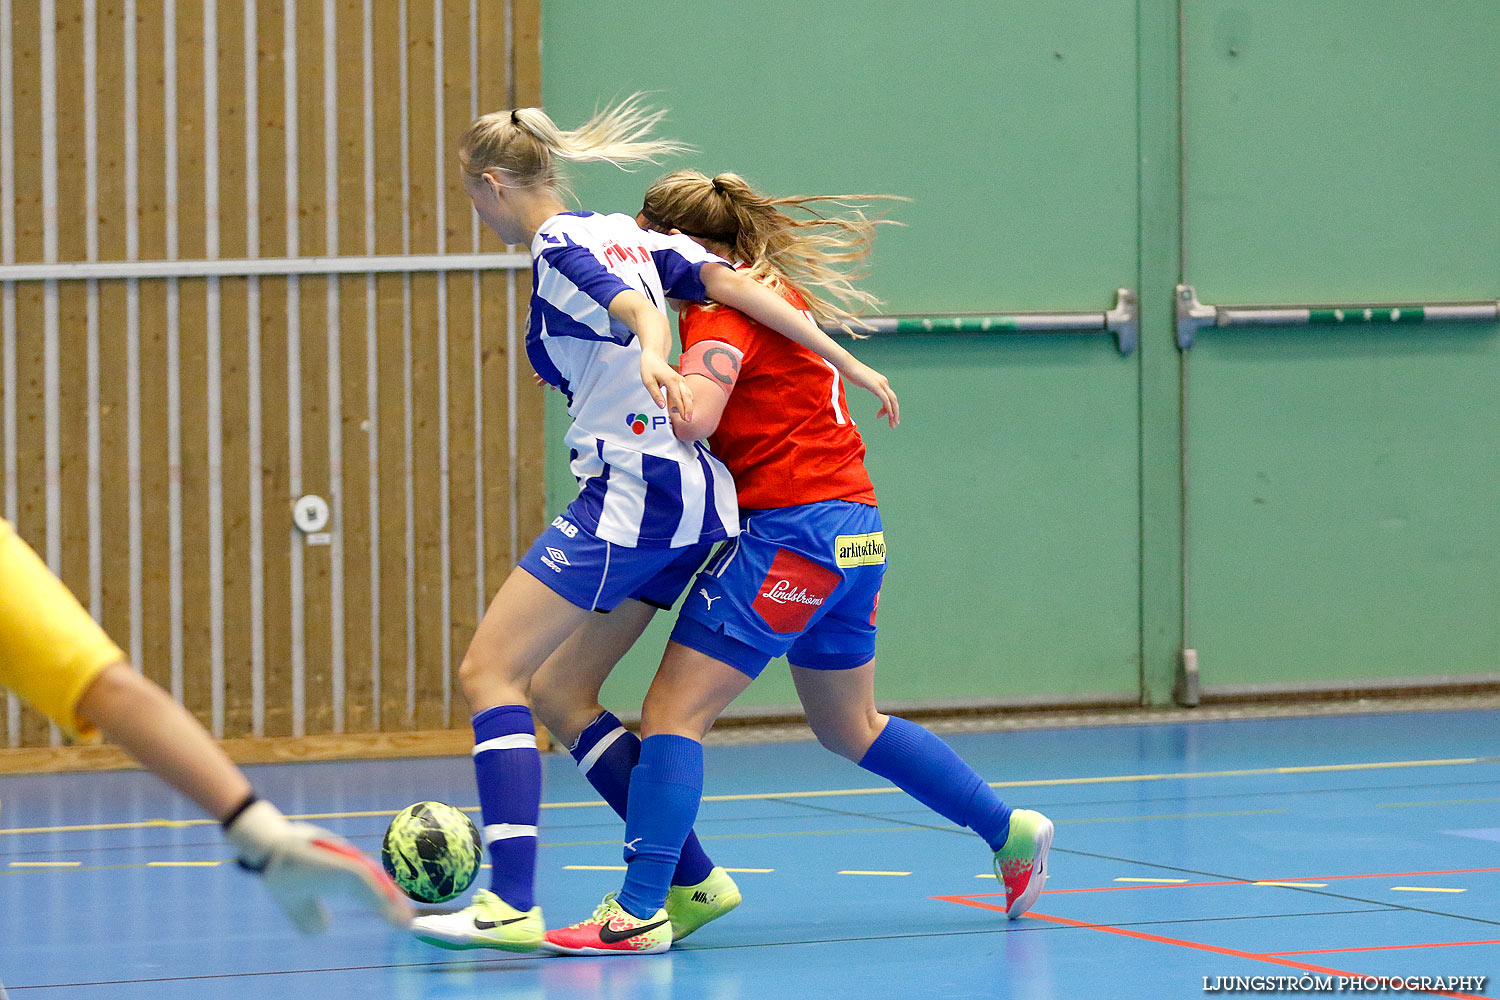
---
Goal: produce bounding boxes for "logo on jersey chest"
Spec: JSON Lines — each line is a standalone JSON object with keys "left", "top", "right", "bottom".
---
{"left": 834, "top": 531, "right": 886, "bottom": 568}
{"left": 753, "top": 549, "right": 841, "bottom": 634}
{"left": 602, "top": 241, "right": 653, "bottom": 268}
{"left": 625, "top": 412, "right": 670, "bottom": 435}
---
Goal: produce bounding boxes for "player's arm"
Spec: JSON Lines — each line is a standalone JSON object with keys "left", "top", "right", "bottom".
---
{"left": 671, "top": 339, "right": 744, "bottom": 441}
{"left": 75, "top": 663, "right": 412, "bottom": 933}
{"left": 607, "top": 288, "right": 694, "bottom": 421}
{"left": 698, "top": 263, "right": 899, "bottom": 427}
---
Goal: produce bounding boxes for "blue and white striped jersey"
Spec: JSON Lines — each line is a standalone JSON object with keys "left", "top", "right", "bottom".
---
{"left": 526, "top": 211, "right": 740, "bottom": 549}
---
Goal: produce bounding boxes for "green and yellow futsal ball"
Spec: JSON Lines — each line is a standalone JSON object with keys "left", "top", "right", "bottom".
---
{"left": 381, "top": 801, "right": 483, "bottom": 903}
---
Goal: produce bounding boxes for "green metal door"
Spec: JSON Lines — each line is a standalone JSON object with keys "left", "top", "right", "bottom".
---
{"left": 1180, "top": 2, "right": 1500, "bottom": 693}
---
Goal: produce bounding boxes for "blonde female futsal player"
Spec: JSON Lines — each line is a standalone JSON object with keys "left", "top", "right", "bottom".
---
{"left": 0, "top": 517, "right": 410, "bottom": 935}
{"left": 543, "top": 171, "right": 1052, "bottom": 955}
{"left": 409, "top": 99, "right": 898, "bottom": 954}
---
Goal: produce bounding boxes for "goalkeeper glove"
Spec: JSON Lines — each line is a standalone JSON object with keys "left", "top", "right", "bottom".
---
{"left": 223, "top": 795, "right": 412, "bottom": 934}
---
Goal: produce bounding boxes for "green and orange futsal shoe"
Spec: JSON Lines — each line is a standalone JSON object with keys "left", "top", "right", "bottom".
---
{"left": 410, "top": 888, "right": 545, "bottom": 952}
{"left": 993, "top": 808, "right": 1053, "bottom": 919}
{"left": 544, "top": 896, "right": 674, "bottom": 955}
{"left": 664, "top": 866, "right": 741, "bottom": 939}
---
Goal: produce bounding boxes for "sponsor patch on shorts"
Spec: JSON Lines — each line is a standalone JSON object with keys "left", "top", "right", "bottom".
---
{"left": 752, "top": 548, "right": 841, "bottom": 634}
{"left": 834, "top": 531, "right": 886, "bottom": 568}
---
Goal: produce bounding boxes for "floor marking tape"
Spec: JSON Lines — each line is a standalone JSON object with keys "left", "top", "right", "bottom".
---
{"left": 3, "top": 756, "right": 1492, "bottom": 839}
{"left": 933, "top": 899, "right": 1488, "bottom": 1000}
{"left": 1268, "top": 938, "right": 1500, "bottom": 957}
{"left": 838, "top": 870, "right": 910, "bottom": 876}
{"left": 1390, "top": 886, "right": 1466, "bottom": 893}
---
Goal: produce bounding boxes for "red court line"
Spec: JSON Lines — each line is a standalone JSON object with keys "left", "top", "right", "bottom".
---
{"left": 1268, "top": 939, "right": 1500, "bottom": 957}
{"left": 960, "top": 865, "right": 1500, "bottom": 898}
{"left": 933, "top": 897, "right": 1487, "bottom": 1000}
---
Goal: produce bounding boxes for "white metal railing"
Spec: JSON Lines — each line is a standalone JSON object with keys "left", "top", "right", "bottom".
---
{"left": 850, "top": 287, "right": 1138, "bottom": 355}
{"left": 1176, "top": 284, "right": 1500, "bottom": 350}
{"left": 0, "top": 252, "right": 532, "bottom": 282}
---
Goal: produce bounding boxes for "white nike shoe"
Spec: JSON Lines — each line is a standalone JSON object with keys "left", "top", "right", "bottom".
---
{"left": 411, "top": 888, "right": 545, "bottom": 952}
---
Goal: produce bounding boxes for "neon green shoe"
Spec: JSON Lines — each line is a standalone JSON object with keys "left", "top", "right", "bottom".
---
{"left": 410, "top": 887, "right": 545, "bottom": 952}
{"left": 993, "top": 809, "right": 1053, "bottom": 919}
{"left": 664, "top": 866, "right": 742, "bottom": 940}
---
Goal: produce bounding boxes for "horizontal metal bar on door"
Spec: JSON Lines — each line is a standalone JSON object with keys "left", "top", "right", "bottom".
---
{"left": 0, "top": 252, "right": 532, "bottom": 282}
{"left": 1175, "top": 284, "right": 1500, "bottom": 350}
{"left": 846, "top": 287, "right": 1138, "bottom": 355}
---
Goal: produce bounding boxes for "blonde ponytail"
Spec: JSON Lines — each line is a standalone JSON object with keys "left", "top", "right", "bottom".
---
{"left": 459, "top": 93, "right": 690, "bottom": 196}
{"left": 640, "top": 170, "right": 904, "bottom": 334}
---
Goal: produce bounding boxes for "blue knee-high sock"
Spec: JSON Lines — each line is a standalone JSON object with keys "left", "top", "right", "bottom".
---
{"left": 858, "top": 716, "right": 1013, "bottom": 851}
{"left": 471, "top": 705, "right": 542, "bottom": 911}
{"left": 616, "top": 734, "right": 704, "bottom": 920}
{"left": 569, "top": 711, "right": 716, "bottom": 886}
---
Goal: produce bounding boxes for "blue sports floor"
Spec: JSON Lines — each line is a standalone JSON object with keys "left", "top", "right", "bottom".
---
{"left": 1, "top": 709, "right": 1497, "bottom": 999}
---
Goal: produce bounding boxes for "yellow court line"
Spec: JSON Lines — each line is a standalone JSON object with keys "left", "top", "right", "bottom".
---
{"left": 1254, "top": 881, "right": 1328, "bottom": 888}
{"left": 1115, "top": 877, "right": 1190, "bottom": 884}
{"left": 1390, "top": 886, "right": 1466, "bottom": 893}
{"left": 1379, "top": 796, "right": 1500, "bottom": 808}
{"left": 147, "top": 861, "right": 224, "bottom": 867}
{"left": 839, "top": 870, "right": 910, "bottom": 876}
{"left": 1, "top": 756, "right": 1488, "bottom": 838}
{"left": 9, "top": 861, "right": 80, "bottom": 867}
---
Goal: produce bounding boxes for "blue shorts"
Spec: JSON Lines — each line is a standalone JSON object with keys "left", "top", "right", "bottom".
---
{"left": 671, "top": 500, "right": 885, "bottom": 679}
{"left": 519, "top": 513, "right": 712, "bottom": 613}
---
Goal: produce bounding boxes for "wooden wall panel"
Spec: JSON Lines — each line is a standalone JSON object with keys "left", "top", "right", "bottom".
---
{"left": 474, "top": 1, "right": 513, "bottom": 603}
{"left": 11, "top": 0, "right": 50, "bottom": 746}
{"left": 94, "top": 2, "right": 132, "bottom": 663}
{"left": 54, "top": 8, "right": 92, "bottom": 642}
{"left": 176, "top": 2, "right": 214, "bottom": 729}
{"left": 441, "top": 0, "right": 475, "bottom": 728}
{"left": 217, "top": 0, "right": 254, "bottom": 739}
{"left": 135, "top": 3, "right": 173, "bottom": 705}
{"left": 511, "top": 0, "right": 547, "bottom": 546}
{"left": 255, "top": 0, "right": 291, "bottom": 737}
{"left": 335, "top": 0, "right": 372, "bottom": 734}
{"left": 0, "top": 0, "right": 543, "bottom": 749}
{"left": 295, "top": 6, "right": 332, "bottom": 735}
{"left": 406, "top": 6, "right": 445, "bottom": 730}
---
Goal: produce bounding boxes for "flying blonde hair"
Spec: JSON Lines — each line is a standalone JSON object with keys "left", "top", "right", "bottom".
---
{"left": 459, "top": 93, "right": 690, "bottom": 198}
{"left": 639, "top": 170, "right": 904, "bottom": 334}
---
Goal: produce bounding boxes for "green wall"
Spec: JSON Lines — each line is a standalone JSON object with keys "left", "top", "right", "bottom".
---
{"left": 534, "top": 0, "right": 1500, "bottom": 713}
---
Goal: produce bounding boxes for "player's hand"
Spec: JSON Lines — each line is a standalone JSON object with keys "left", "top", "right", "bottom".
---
{"left": 641, "top": 353, "right": 694, "bottom": 422}
{"left": 839, "top": 360, "right": 900, "bottom": 427}
{"left": 531, "top": 372, "right": 554, "bottom": 390}
{"left": 225, "top": 798, "right": 412, "bottom": 934}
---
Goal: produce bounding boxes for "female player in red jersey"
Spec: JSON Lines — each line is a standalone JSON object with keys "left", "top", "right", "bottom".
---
{"left": 543, "top": 171, "right": 1053, "bottom": 955}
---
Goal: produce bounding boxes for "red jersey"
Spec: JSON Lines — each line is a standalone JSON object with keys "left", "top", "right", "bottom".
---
{"left": 678, "top": 284, "right": 877, "bottom": 511}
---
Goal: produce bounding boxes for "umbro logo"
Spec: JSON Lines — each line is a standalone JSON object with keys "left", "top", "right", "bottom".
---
{"left": 540, "top": 546, "right": 571, "bottom": 573}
